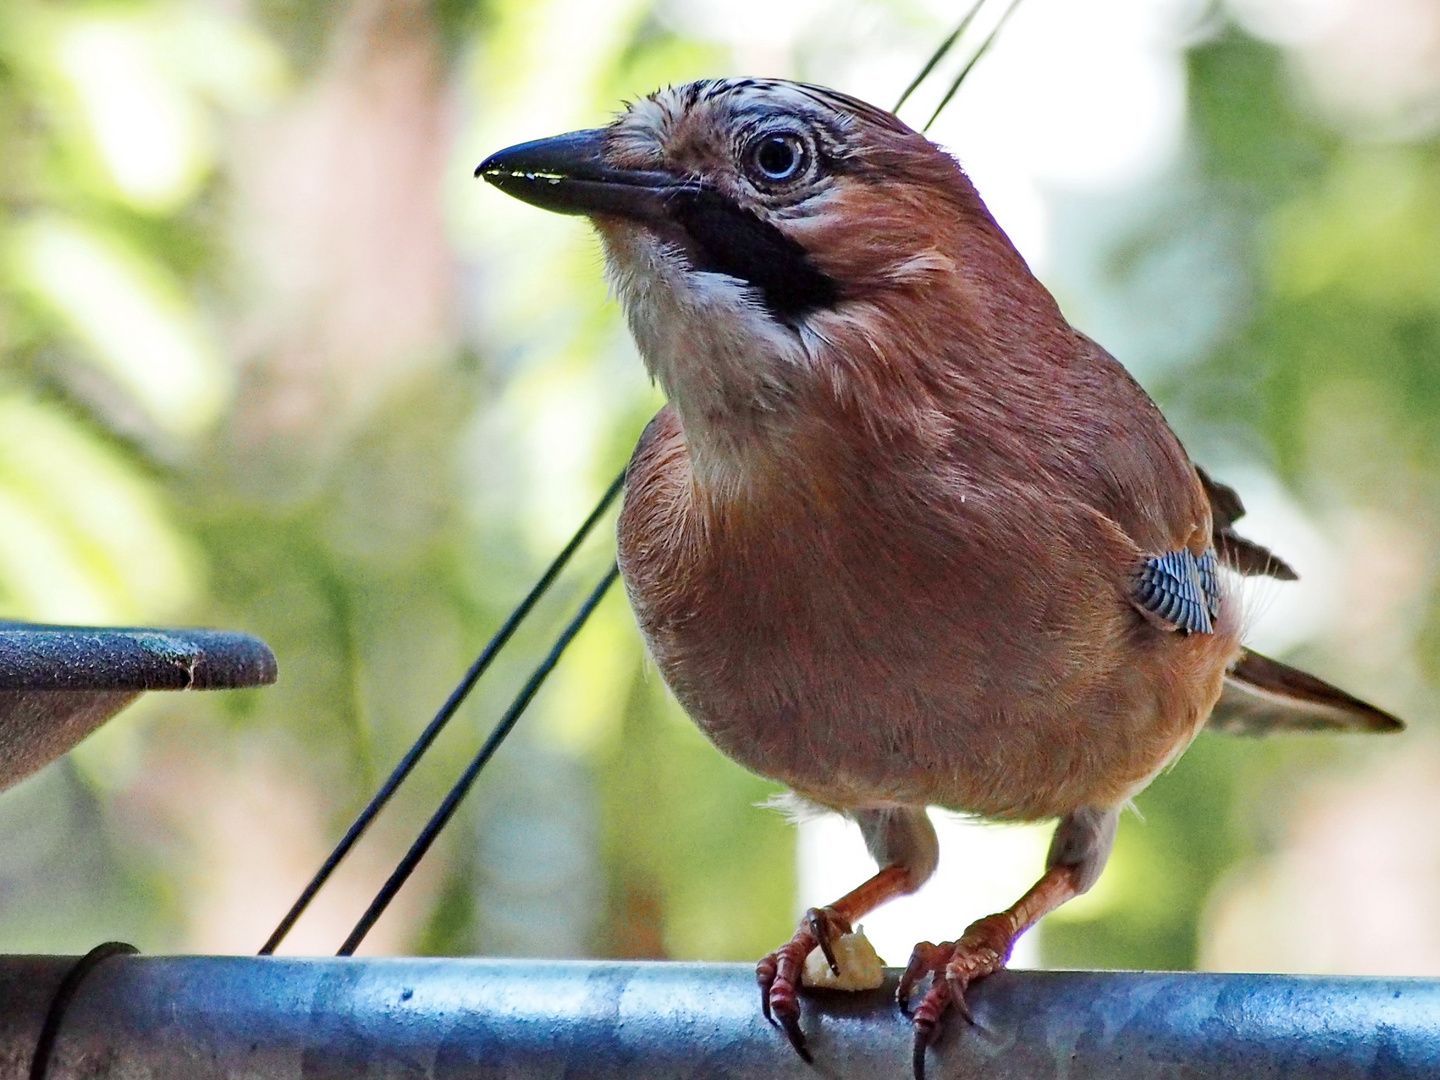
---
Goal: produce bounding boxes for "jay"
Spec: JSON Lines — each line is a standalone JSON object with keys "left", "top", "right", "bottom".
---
{"left": 478, "top": 79, "right": 1401, "bottom": 1075}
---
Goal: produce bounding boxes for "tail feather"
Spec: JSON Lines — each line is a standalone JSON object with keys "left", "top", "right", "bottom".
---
{"left": 1207, "top": 649, "right": 1404, "bottom": 735}
{"left": 1195, "top": 466, "right": 1298, "bottom": 580}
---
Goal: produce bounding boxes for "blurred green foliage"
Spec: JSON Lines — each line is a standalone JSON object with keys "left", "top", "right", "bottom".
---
{"left": 1048, "top": 29, "right": 1439, "bottom": 971}
{"left": 0, "top": 0, "right": 788, "bottom": 960}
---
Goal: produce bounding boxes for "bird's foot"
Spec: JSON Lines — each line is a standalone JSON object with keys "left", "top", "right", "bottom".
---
{"left": 755, "top": 905, "right": 853, "bottom": 1062}
{"left": 897, "top": 914, "right": 1016, "bottom": 1080}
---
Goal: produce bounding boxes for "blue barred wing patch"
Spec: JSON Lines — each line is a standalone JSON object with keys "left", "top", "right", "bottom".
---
{"left": 1133, "top": 548, "right": 1220, "bottom": 635}
{"left": 1195, "top": 549, "right": 1221, "bottom": 621}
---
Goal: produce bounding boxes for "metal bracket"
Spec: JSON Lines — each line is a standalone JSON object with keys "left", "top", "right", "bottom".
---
{"left": 0, "top": 621, "right": 277, "bottom": 792}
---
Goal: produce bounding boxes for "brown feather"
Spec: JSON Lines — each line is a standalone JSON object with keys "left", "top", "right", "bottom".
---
{"left": 1208, "top": 649, "right": 1403, "bottom": 735}
{"left": 1195, "top": 466, "right": 1298, "bottom": 581}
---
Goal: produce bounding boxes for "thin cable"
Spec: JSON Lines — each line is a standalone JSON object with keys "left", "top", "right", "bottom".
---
{"left": 336, "top": 563, "right": 621, "bottom": 956}
{"left": 259, "top": 470, "right": 626, "bottom": 955}
{"left": 30, "top": 942, "right": 138, "bottom": 1080}
{"left": 892, "top": 0, "right": 987, "bottom": 114}
{"left": 923, "top": 0, "right": 1025, "bottom": 132}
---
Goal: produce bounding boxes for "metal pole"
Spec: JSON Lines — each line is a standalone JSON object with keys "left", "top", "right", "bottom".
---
{"left": 2, "top": 956, "right": 1437, "bottom": 1079}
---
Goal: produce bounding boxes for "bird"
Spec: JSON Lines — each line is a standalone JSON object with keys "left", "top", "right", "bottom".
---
{"left": 476, "top": 78, "right": 1402, "bottom": 1077}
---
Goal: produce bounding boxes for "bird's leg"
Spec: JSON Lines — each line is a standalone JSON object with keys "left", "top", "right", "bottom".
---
{"left": 900, "top": 864, "right": 1077, "bottom": 1032}
{"left": 900, "top": 806, "right": 1118, "bottom": 1080}
{"left": 757, "top": 863, "right": 913, "bottom": 1060}
{"left": 759, "top": 806, "right": 939, "bottom": 1061}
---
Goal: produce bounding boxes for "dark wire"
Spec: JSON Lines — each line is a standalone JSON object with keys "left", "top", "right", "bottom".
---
{"left": 29, "top": 942, "right": 138, "bottom": 1080}
{"left": 892, "top": 0, "right": 987, "bottom": 113}
{"left": 336, "top": 563, "right": 621, "bottom": 956}
{"left": 259, "top": 470, "right": 626, "bottom": 955}
{"left": 923, "top": 0, "right": 1025, "bottom": 132}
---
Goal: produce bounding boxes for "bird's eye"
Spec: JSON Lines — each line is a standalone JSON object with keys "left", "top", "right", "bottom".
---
{"left": 746, "top": 133, "right": 808, "bottom": 185}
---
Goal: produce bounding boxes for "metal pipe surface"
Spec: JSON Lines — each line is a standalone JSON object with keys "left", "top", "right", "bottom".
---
{"left": 1, "top": 956, "right": 1436, "bottom": 1079}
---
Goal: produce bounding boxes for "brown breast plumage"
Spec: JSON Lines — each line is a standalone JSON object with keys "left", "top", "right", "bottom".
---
{"left": 618, "top": 404, "right": 1240, "bottom": 821}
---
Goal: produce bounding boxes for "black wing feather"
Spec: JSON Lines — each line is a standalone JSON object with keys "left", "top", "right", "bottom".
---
{"left": 1195, "top": 466, "right": 1298, "bottom": 581}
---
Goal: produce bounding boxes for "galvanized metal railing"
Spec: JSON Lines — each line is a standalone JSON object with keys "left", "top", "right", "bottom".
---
{"left": 4, "top": 956, "right": 1438, "bottom": 1079}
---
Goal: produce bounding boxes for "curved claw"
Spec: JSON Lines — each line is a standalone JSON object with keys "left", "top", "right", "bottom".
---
{"left": 807, "top": 908, "right": 840, "bottom": 976}
{"left": 897, "top": 940, "right": 949, "bottom": 1014}
{"left": 910, "top": 981, "right": 949, "bottom": 1080}
{"left": 805, "top": 905, "right": 851, "bottom": 976}
{"left": 778, "top": 1008, "right": 814, "bottom": 1064}
{"left": 756, "top": 954, "right": 777, "bottom": 1023}
{"left": 901, "top": 922, "right": 1015, "bottom": 1079}
{"left": 912, "top": 1030, "right": 930, "bottom": 1080}
{"left": 756, "top": 905, "right": 866, "bottom": 1063}
{"left": 947, "top": 975, "right": 975, "bottom": 1024}
{"left": 756, "top": 925, "right": 819, "bottom": 1062}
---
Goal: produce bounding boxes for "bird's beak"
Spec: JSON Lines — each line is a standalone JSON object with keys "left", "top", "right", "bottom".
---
{"left": 475, "top": 128, "right": 676, "bottom": 221}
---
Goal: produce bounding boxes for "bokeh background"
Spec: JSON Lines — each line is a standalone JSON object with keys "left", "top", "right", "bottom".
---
{"left": 0, "top": 0, "right": 1436, "bottom": 974}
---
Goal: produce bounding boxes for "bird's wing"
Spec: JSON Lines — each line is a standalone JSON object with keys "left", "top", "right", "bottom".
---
{"left": 1206, "top": 648, "right": 1403, "bottom": 734}
{"left": 1195, "top": 466, "right": 1298, "bottom": 580}
{"left": 1131, "top": 548, "right": 1220, "bottom": 635}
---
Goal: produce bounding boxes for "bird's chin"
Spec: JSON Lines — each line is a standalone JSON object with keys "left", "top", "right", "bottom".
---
{"left": 593, "top": 214, "right": 708, "bottom": 278}
{"left": 592, "top": 219, "right": 700, "bottom": 333}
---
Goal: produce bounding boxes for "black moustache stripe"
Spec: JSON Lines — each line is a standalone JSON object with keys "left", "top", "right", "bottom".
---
{"left": 662, "top": 188, "right": 838, "bottom": 320}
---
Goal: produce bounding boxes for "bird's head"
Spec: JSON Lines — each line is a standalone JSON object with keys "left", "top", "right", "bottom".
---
{"left": 478, "top": 79, "right": 1054, "bottom": 483}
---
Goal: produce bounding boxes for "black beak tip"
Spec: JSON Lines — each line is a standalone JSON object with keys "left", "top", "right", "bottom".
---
{"left": 471, "top": 130, "right": 669, "bottom": 219}
{"left": 474, "top": 133, "right": 596, "bottom": 189}
{"left": 474, "top": 152, "right": 500, "bottom": 181}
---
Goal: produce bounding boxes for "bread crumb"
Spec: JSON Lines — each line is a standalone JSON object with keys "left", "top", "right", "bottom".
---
{"left": 801, "top": 928, "right": 884, "bottom": 990}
